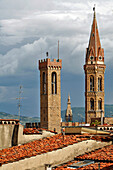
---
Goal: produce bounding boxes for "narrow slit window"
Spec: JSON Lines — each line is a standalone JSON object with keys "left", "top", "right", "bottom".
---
{"left": 90, "top": 98, "right": 94, "bottom": 110}
{"left": 90, "top": 76, "right": 94, "bottom": 91}
{"left": 98, "top": 99, "right": 102, "bottom": 110}
{"left": 52, "top": 72, "right": 57, "bottom": 94}
{"left": 43, "top": 72, "right": 46, "bottom": 94}
{"left": 98, "top": 77, "right": 102, "bottom": 91}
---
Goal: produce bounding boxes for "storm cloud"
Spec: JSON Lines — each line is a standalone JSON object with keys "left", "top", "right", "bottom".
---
{"left": 0, "top": 0, "right": 113, "bottom": 117}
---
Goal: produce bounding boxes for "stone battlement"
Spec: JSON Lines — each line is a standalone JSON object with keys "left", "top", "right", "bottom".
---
{"left": 0, "top": 119, "right": 19, "bottom": 125}
{"left": 39, "top": 58, "right": 62, "bottom": 70}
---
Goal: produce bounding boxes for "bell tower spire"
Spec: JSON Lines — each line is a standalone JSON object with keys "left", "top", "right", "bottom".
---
{"left": 86, "top": 6, "right": 104, "bottom": 65}
{"left": 65, "top": 94, "right": 73, "bottom": 122}
{"left": 84, "top": 7, "right": 106, "bottom": 124}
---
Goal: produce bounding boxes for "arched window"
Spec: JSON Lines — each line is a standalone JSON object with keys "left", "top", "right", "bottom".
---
{"left": 52, "top": 72, "right": 57, "bottom": 94}
{"left": 90, "top": 98, "right": 94, "bottom": 110}
{"left": 90, "top": 76, "right": 94, "bottom": 91}
{"left": 43, "top": 72, "right": 46, "bottom": 94}
{"left": 98, "top": 76, "right": 102, "bottom": 91}
{"left": 98, "top": 98, "right": 102, "bottom": 110}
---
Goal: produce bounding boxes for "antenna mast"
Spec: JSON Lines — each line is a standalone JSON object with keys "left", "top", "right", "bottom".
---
{"left": 58, "top": 40, "right": 59, "bottom": 59}
{"left": 16, "top": 85, "right": 24, "bottom": 120}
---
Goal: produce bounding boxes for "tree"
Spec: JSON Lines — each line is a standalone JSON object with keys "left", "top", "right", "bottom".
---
{"left": 91, "top": 120, "right": 101, "bottom": 135}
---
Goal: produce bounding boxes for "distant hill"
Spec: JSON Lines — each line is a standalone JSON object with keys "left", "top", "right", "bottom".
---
{"left": 61, "top": 107, "right": 85, "bottom": 122}
{"left": 0, "top": 112, "right": 40, "bottom": 126}
{"left": 105, "top": 104, "right": 113, "bottom": 117}
{"left": 61, "top": 104, "right": 113, "bottom": 122}
{"left": 0, "top": 104, "right": 113, "bottom": 125}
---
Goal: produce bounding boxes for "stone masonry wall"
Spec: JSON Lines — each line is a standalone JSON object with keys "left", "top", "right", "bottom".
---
{"left": 0, "top": 124, "right": 55, "bottom": 150}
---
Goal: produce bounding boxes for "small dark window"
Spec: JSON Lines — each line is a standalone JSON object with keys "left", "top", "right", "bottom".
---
{"left": 43, "top": 72, "right": 46, "bottom": 94}
{"left": 90, "top": 76, "right": 94, "bottom": 91}
{"left": 52, "top": 72, "right": 57, "bottom": 94}
{"left": 98, "top": 99, "right": 102, "bottom": 110}
{"left": 98, "top": 77, "right": 102, "bottom": 91}
{"left": 90, "top": 98, "right": 94, "bottom": 110}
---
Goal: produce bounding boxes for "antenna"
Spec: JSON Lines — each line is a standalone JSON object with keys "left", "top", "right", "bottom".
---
{"left": 58, "top": 40, "right": 59, "bottom": 59}
{"left": 41, "top": 48, "right": 42, "bottom": 58}
{"left": 51, "top": 54, "right": 52, "bottom": 60}
{"left": 16, "top": 85, "right": 24, "bottom": 120}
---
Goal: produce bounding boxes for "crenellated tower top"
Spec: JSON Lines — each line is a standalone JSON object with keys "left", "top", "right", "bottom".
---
{"left": 39, "top": 58, "right": 62, "bottom": 70}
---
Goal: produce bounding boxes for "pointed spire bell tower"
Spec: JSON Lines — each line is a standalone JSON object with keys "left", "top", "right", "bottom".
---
{"left": 84, "top": 7, "right": 106, "bottom": 124}
{"left": 65, "top": 94, "right": 73, "bottom": 122}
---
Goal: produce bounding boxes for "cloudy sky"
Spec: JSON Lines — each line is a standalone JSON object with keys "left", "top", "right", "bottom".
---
{"left": 0, "top": 0, "right": 113, "bottom": 117}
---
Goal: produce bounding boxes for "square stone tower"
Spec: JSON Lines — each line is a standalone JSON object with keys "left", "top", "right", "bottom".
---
{"left": 84, "top": 8, "right": 106, "bottom": 124}
{"left": 39, "top": 57, "right": 62, "bottom": 133}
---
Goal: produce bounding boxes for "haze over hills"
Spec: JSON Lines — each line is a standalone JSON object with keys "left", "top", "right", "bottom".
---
{"left": 0, "top": 112, "right": 40, "bottom": 126}
{"left": 0, "top": 104, "right": 113, "bottom": 125}
{"left": 61, "top": 104, "right": 113, "bottom": 122}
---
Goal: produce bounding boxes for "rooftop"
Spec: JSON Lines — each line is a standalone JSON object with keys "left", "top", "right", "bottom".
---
{"left": 53, "top": 160, "right": 113, "bottom": 170}
{"left": 53, "top": 144, "right": 113, "bottom": 169}
{"left": 76, "top": 144, "right": 113, "bottom": 162}
{"left": 0, "top": 134, "right": 91, "bottom": 166}
{"left": 0, "top": 133, "right": 112, "bottom": 167}
{"left": 23, "top": 128, "right": 57, "bottom": 135}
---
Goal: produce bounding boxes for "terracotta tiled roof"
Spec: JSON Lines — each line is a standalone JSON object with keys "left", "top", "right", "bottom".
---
{"left": 0, "top": 134, "right": 112, "bottom": 167}
{"left": 53, "top": 143, "right": 113, "bottom": 169}
{"left": 91, "top": 136, "right": 112, "bottom": 142}
{"left": 53, "top": 136, "right": 113, "bottom": 169}
{"left": 0, "top": 134, "right": 90, "bottom": 166}
{"left": 23, "top": 128, "right": 40, "bottom": 134}
{"left": 77, "top": 162, "right": 113, "bottom": 170}
{"left": 53, "top": 161, "right": 113, "bottom": 170}
{"left": 23, "top": 128, "right": 57, "bottom": 134}
{"left": 76, "top": 144, "right": 113, "bottom": 162}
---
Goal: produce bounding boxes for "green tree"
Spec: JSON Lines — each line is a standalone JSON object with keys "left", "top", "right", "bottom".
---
{"left": 91, "top": 120, "right": 101, "bottom": 135}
